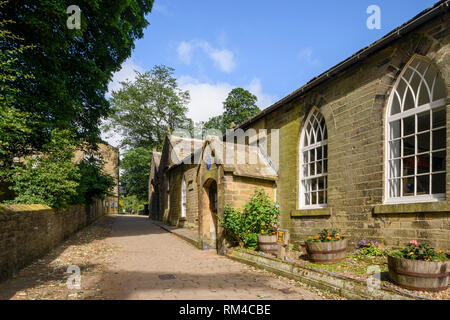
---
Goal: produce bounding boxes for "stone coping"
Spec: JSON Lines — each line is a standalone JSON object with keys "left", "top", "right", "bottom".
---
{"left": 373, "top": 201, "right": 450, "bottom": 215}
{"left": 227, "top": 249, "right": 431, "bottom": 300}
{"left": 291, "top": 207, "right": 332, "bottom": 217}
{"left": 0, "top": 204, "right": 52, "bottom": 214}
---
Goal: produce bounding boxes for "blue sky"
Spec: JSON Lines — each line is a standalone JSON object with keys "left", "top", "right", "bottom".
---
{"left": 107, "top": 0, "right": 438, "bottom": 134}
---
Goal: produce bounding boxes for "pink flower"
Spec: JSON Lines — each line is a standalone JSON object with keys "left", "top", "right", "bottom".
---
{"left": 409, "top": 240, "right": 418, "bottom": 246}
{"left": 273, "top": 224, "right": 277, "bottom": 228}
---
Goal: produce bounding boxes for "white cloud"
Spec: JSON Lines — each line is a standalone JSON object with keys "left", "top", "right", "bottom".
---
{"left": 107, "top": 58, "right": 143, "bottom": 95}
{"left": 298, "top": 47, "right": 321, "bottom": 66}
{"left": 176, "top": 40, "right": 236, "bottom": 73}
{"left": 177, "top": 41, "right": 193, "bottom": 65}
{"left": 179, "top": 76, "right": 276, "bottom": 123}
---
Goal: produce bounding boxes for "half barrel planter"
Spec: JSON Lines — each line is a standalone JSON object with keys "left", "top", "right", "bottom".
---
{"left": 306, "top": 239, "right": 348, "bottom": 264}
{"left": 388, "top": 255, "right": 449, "bottom": 292}
{"left": 258, "top": 235, "right": 278, "bottom": 255}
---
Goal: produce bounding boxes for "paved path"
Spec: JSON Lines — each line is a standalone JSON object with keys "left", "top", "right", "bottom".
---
{"left": 99, "top": 215, "right": 323, "bottom": 300}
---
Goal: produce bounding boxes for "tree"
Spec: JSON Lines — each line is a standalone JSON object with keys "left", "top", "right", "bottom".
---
{"left": 71, "top": 155, "right": 116, "bottom": 205}
{"left": 5, "top": 129, "right": 81, "bottom": 208}
{"left": 0, "top": 2, "right": 36, "bottom": 171}
{"left": 106, "top": 65, "right": 191, "bottom": 150}
{"left": 119, "top": 147, "right": 152, "bottom": 202}
{"left": 222, "top": 88, "right": 260, "bottom": 130}
{"left": 0, "top": 0, "right": 154, "bottom": 154}
{"left": 203, "top": 88, "right": 260, "bottom": 134}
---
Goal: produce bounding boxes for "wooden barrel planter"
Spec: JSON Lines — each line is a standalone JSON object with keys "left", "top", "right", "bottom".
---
{"left": 388, "top": 255, "right": 449, "bottom": 292}
{"left": 306, "top": 239, "right": 347, "bottom": 264}
{"left": 258, "top": 235, "right": 278, "bottom": 255}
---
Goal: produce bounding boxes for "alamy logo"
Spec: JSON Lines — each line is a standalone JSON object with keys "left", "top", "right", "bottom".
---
{"left": 366, "top": 5, "right": 381, "bottom": 30}
{"left": 67, "top": 5, "right": 81, "bottom": 30}
{"left": 66, "top": 265, "right": 81, "bottom": 289}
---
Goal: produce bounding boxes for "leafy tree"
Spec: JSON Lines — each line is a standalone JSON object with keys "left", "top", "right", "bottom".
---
{"left": 0, "top": 2, "right": 36, "bottom": 171}
{"left": 120, "top": 194, "right": 146, "bottom": 214}
{"left": 119, "top": 147, "right": 152, "bottom": 201}
{"left": 204, "top": 88, "right": 260, "bottom": 134}
{"left": 0, "top": 0, "right": 154, "bottom": 153}
{"left": 5, "top": 129, "right": 81, "bottom": 208}
{"left": 71, "top": 155, "right": 115, "bottom": 205}
{"left": 106, "top": 65, "right": 191, "bottom": 150}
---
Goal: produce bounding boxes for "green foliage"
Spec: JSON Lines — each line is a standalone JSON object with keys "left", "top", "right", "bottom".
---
{"left": 219, "top": 188, "right": 280, "bottom": 248}
{"left": 355, "top": 240, "right": 386, "bottom": 257}
{"left": 390, "top": 241, "right": 446, "bottom": 261}
{"left": 119, "top": 195, "right": 146, "bottom": 214}
{"left": 307, "top": 229, "right": 343, "bottom": 242}
{"left": 71, "top": 155, "right": 115, "bottom": 205}
{"left": 106, "top": 65, "right": 191, "bottom": 150}
{"left": 4, "top": 129, "right": 81, "bottom": 208}
{"left": 119, "top": 147, "right": 152, "bottom": 201}
{"left": 0, "top": 2, "right": 36, "bottom": 168}
{"left": 203, "top": 88, "right": 260, "bottom": 134}
{"left": 0, "top": 0, "right": 154, "bottom": 152}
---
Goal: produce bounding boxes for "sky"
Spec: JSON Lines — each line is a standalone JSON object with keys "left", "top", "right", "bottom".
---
{"left": 104, "top": 0, "right": 438, "bottom": 147}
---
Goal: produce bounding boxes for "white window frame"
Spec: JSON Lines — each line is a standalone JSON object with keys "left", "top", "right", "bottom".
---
{"left": 299, "top": 108, "right": 328, "bottom": 209}
{"left": 384, "top": 55, "right": 447, "bottom": 204}
{"left": 181, "top": 176, "right": 187, "bottom": 218}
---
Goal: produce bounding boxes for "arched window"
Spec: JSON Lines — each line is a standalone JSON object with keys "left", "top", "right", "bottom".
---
{"left": 181, "top": 176, "right": 187, "bottom": 218}
{"left": 386, "top": 56, "right": 447, "bottom": 203}
{"left": 299, "top": 109, "right": 328, "bottom": 208}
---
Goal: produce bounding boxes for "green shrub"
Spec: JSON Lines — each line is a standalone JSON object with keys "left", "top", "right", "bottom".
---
{"left": 4, "top": 129, "right": 80, "bottom": 208}
{"left": 219, "top": 187, "right": 280, "bottom": 248}
{"left": 306, "top": 229, "right": 343, "bottom": 242}
{"left": 355, "top": 240, "right": 386, "bottom": 257}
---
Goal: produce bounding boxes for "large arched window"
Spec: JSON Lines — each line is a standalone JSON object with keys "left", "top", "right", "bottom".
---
{"left": 386, "top": 56, "right": 447, "bottom": 203}
{"left": 299, "top": 109, "right": 328, "bottom": 208}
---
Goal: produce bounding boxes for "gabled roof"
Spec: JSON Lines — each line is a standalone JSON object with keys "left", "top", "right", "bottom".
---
{"left": 237, "top": 0, "right": 449, "bottom": 130}
{"left": 202, "top": 136, "right": 278, "bottom": 181}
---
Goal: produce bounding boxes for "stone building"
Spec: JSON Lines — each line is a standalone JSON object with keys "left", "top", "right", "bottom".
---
{"left": 150, "top": 1, "right": 450, "bottom": 252}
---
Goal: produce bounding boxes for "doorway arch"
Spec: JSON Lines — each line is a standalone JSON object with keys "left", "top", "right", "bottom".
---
{"left": 200, "top": 178, "right": 218, "bottom": 249}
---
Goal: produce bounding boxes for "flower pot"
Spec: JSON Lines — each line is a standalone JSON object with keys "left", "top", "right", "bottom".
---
{"left": 387, "top": 255, "right": 449, "bottom": 292}
{"left": 258, "top": 235, "right": 278, "bottom": 255}
{"left": 306, "top": 239, "right": 347, "bottom": 264}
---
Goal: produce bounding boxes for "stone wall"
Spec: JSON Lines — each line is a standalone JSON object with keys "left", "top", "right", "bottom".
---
{"left": 243, "top": 14, "right": 450, "bottom": 250}
{"left": 0, "top": 200, "right": 106, "bottom": 281}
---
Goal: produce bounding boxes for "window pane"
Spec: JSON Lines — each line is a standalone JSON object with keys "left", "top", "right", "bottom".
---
{"left": 403, "top": 157, "right": 415, "bottom": 176}
{"left": 403, "top": 116, "right": 415, "bottom": 136}
{"left": 404, "top": 88, "right": 415, "bottom": 111}
{"left": 302, "top": 164, "right": 308, "bottom": 176}
{"left": 416, "top": 174, "right": 430, "bottom": 195}
{"left": 303, "top": 151, "right": 309, "bottom": 163}
{"left": 417, "top": 111, "right": 430, "bottom": 132}
{"left": 304, "top": 193, "right": 311, "bottom": 205}
{"left": 432, "top": 128, "right": 446, "bottom": 150}
{"left": 390, "top": 120, "right": 401, "bottom": 139}
{"left": 318, "top": 190, "right": 324, "bottom": 204}
{"left": 432, "top": 108, "right": 446, "bottom": 128}
{"left": 312, "top": 178, "right": 318, "bottom": 191}
{"left": 433, "top": 76, "right": 446, "bottom": 101}
{"left": 389, "top": 159, "right": 401, "bottom": 178}
{"left": 432, "top": 173, "right": 445, "bottom": 194}
{"left": 403, "top": 136, "right": 415, "bottom": 156}
{"left": 318, "top": 177, "right": 325, "bottom": 190}
{"left": 316, "top": 161, "right": 322, "bottom": 174}
{"left": 417, "top": 132, "right": 430, "bottom": 153}
{"left": 389, "top": 140, "right": 401, "bottom": 159}
{"left": 402, "top": 177, "right": 414, "bottom": 196}
{"left": 310, "top": 149, "right": 315, "bottom": 161}
{"left": 432, "top": 151, "right": 445, "bottom": 172}
{"left": 389, "top": 179, "right": 401, "bottom": 198}
{"left": 311, "top": 192, "right": 317, "bottom": 205}
{"left": 417, "top": 154, "right": 430, "bottom": 174}
{"left": 310, "top": 163, "right": 315, "bottom": 176}
{"left": 323, "top": 159, "right": 328, "bottom": 172}
{"left": 418, "top": 83, "right": 430, "bottom": 107}
{"left": 317, "top": 147, "right": 322, "bottom": 160}
{"left": 391, "top": 94, "right": 401, "bottom": 115}
{"left": 323, "top": 145, "right": 328, "bottom": 159}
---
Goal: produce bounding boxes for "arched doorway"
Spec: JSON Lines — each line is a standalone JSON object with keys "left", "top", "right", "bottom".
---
{"left": 201, "top": 178, "right": 218, "bottom": 249}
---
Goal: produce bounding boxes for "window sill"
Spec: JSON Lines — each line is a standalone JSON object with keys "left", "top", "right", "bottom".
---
{"left": 291, "top": 207, "right": 332, "bottom": 217}
{"left": 373, "top": 201, "right": 450, "bottom": 215}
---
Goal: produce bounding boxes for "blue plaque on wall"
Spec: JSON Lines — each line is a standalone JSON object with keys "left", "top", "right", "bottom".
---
{"left": 206, "top": 156, "right": 212, "bottom": 170}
